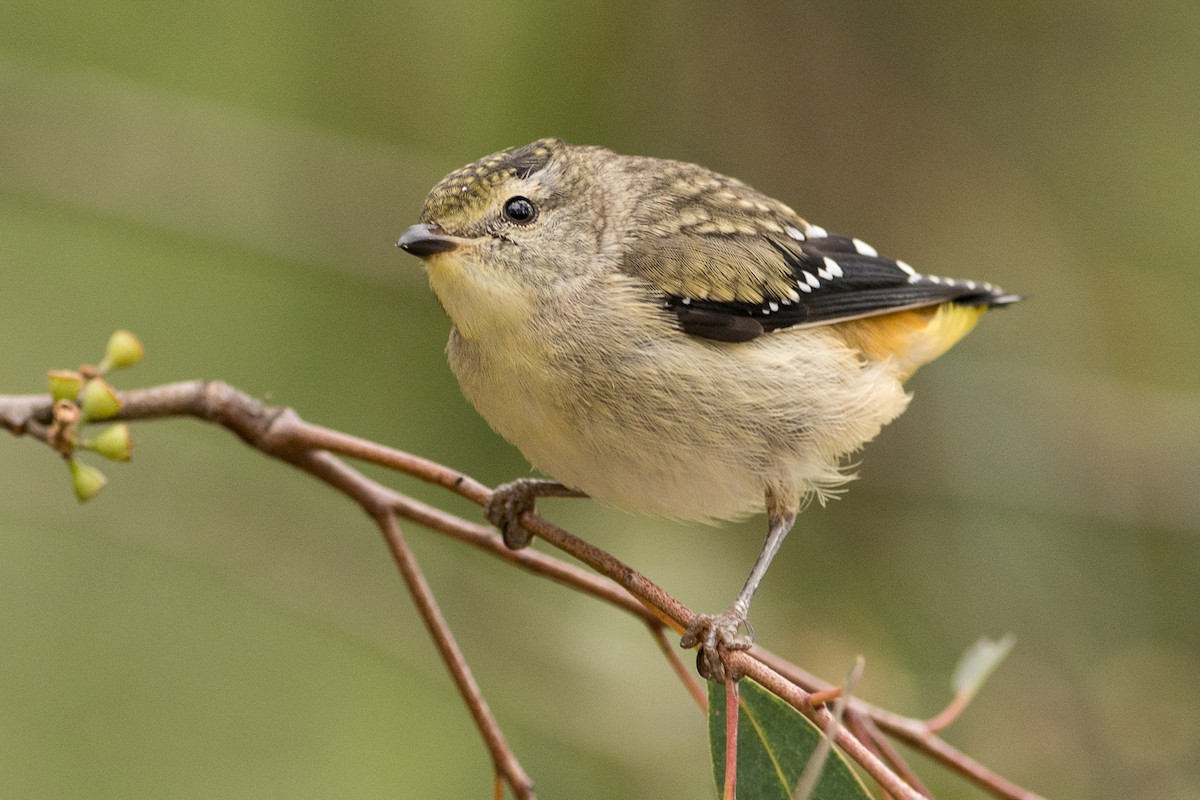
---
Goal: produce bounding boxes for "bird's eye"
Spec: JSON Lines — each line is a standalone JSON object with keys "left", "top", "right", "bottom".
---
{"left": 502, "top": 196, "right": 537, "bottom": 224}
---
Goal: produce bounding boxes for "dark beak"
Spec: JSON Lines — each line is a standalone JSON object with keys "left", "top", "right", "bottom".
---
{"left": 396, "top": 223, "right": 464, "bottom": 257}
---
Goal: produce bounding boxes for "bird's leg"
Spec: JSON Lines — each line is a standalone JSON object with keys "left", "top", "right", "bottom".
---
{"left": 485, "top": 478, "right": 587, "bottom": 549}
{"left": 681, "top": 508, "right": 797, "bottom": 681}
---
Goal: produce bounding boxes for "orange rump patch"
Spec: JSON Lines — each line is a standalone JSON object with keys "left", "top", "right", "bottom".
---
{"left": 832, "top": 303, "right": 987, "bottom": 380}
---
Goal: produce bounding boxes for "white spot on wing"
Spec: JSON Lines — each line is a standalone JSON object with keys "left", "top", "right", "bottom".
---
{"left": 895, "top": 260, "right": 918, "bottom": 277}
{"left": 805, "top": 223, "right": 828, "bottom": 239}
{"left": 797, "top": 280, "right": 813, "bottom": 293}
{"left": 822, "top": 256, "right": 844, "bottom": 277}
{"left": 768, "top": 301, "right": 779, "bottom": 312}
{"left": 852, "top": 238, "right": 878, "bottom": 257}
{"left": 785, "top": 225, "right": 806, "bottom": 241}
{"left": 802, "top": 270, "right": 821, "bottom": 288}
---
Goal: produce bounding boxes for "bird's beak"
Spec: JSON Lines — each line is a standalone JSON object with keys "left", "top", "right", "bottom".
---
{"left": 396, "top": 223, "right": 467, "bottom": 257}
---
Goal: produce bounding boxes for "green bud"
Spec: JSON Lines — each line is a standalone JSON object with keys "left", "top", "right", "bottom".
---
{"left": 80, "top": 377, "right": 123, "bottom": 420}
{"left": 68, "top": 458, "right": 108, "bottom": 502}
{"left": 48, "top": 370, "right": 84, "bottom": 403}
{"left": 100, "top": 330, "right": 144, "bottom": 371}
{"left": 85, "top": 423, "right": 133, "bottom": 462}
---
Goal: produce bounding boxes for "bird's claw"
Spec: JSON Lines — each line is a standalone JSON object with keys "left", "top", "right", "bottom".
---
{"left": 484, "top": 479, "right": 539, "bottom": 549}
{"left": 681, "top": 609, "right": 754, "bottom": 682}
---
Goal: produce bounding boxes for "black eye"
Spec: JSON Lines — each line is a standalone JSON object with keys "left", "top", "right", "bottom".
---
{"left": 502, "top": 196, "right": 537, "bottom": 224}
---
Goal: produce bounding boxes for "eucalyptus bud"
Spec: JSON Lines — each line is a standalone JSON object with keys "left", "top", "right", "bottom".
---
{"left": 80, "top": 378, "right": 122, "bottom": 421}
{"left": 48, "top": 370, "right": 84, "bottom": 403}
{"left": 86, "top": 423, "right": 133, "bottom": 462}
{"left": 99, "top": 330, "right": 144, "bottom": 372}
{"left": 68, "top": 458, "right": 108, "bottom": 502}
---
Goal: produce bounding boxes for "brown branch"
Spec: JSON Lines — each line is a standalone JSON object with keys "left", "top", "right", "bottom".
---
{"left": 648, "top": 623, "right": 707, "bottom": 711}
{"left": 1, "top": 382, "right": 1046, "bottom": 800}
{"left": 845, "top": 709, "right": 931, "bottom": 800}
{"left": 755, "top": 649, "right": 1046, "bottom": 800}
{"left": 730, "top": 654, "right": 928, "bottom": 800}
{"left": 373, "top": 511, "right": 535, "bottom": 798}
{"left": 271, "top": 448, "right": 537, "bottom": 795}
{"left": 722, "top": 677, "right": 739, "bottom": 800}
{"left": 3, "top": 383, "right": 538, "bottom": 800}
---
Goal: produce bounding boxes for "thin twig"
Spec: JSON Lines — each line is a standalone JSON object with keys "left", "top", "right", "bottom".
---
{"left": 2, "top": 385, "right": 540, "bottom": 800}
{"left": 844, "top": 710, "right": 931, "bottom": 799}
{"left": 647, "top": 623, "right": 707, "bottom": 711}
{"left": 842, "top": 712, "right": 899, "bottom": 800}
{"left": 794, "top": 656, "right": 865, "bottom": 800}
{"left": 925, "top": 692, "right": 972, "bottom": 734}
{"left": 373, "top": 512, "right": 535, "bottom": 799}
{"left": 229, "top": 427, "right": 538, "bottom": 797}
{"left": 877, "top": 720, "right": 1046, "bottom": 800}
{"left": 724, "top": 677, "right": 739, "bottom": 800}
{"left": 0, "top": 383, "right": 1045, "bottom": 800}
{"left": 753, "top": 649, "right": 1043, "bottom": 800}
{"left": 725, "top": 652, "right": 927, "bottom": 800}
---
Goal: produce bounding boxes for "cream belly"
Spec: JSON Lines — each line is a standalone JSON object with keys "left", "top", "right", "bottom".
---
{"left": 445, "top": 304, "right": 911, "bottom": 524}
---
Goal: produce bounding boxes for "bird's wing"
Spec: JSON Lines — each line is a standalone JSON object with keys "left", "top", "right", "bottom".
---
{"left": 621, "top": 216, "right": 1018, "bottom": 344}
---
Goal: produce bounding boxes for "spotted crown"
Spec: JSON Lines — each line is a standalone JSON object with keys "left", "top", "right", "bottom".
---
{"left": 420, "top": 138, "right": 562, "bottom": 229}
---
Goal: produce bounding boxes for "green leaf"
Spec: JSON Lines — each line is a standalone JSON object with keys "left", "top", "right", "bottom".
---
{"left": 709, "top": 679, "right": 872, "bottom": 800}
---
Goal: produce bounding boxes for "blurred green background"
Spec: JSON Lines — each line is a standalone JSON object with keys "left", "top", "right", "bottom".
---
{"left": 2, "top": 2, "right": 1197, "bottom": 798}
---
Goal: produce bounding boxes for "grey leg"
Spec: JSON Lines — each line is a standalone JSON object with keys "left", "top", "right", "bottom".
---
{"left": 681, "top": 510, "right": 797, "bottom": 681}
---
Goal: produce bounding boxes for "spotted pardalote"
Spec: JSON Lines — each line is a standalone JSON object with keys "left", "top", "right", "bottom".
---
{"left": 397, "top": 138, "right": 1020, "bottom": 680}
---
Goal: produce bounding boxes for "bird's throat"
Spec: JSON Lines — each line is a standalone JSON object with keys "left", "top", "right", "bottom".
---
{"left": 423, "top": 253, "right": 534, "bottom": 341}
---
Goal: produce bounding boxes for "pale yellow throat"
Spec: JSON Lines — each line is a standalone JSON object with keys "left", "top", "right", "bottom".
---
{"left": 423, "top": 252, "right": 534, "bottom": 341}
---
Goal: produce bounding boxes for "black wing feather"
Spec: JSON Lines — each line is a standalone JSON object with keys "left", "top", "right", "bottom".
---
{"left": 669, "top": 232, "right": 1018, "bottom": 341}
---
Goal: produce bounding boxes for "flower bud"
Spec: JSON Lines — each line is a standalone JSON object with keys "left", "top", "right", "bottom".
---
{"left": 86, "top": 423, "right": 133, "bottom": 462}
{"left": 68, "top": 458, "right": 108, "bottom": 502}
{"left": 80, "top": 377, "right": 123, "bottom": 420}
{"left": 48, "top": 370, "right": 84, "bottom": 403}
{"left": 101, "top": 330, "right": 144, "bottom": 371}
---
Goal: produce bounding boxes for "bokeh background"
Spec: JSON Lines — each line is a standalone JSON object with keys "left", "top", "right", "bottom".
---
{"left": 2, "top": 2, "right": 1197, "bottom": 798}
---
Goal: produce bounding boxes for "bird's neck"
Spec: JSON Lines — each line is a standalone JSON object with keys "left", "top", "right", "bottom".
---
{"left": 423, "top": 253, "right": 535, "bottom": 342}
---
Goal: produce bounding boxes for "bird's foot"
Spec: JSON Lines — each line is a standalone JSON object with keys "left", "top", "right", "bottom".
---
{"left": 681, "top": 607, "right": 755, "bottom": 682}
{"left": 484, "top": 478, "right": 543, "bottom": 549}
{"left": 485, "top": 478, "right": 584, "bottom": 550}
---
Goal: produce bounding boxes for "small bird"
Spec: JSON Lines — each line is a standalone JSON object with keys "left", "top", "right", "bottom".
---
{"left": 397, "top": 138, "right": 1019, "bottom": 680}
